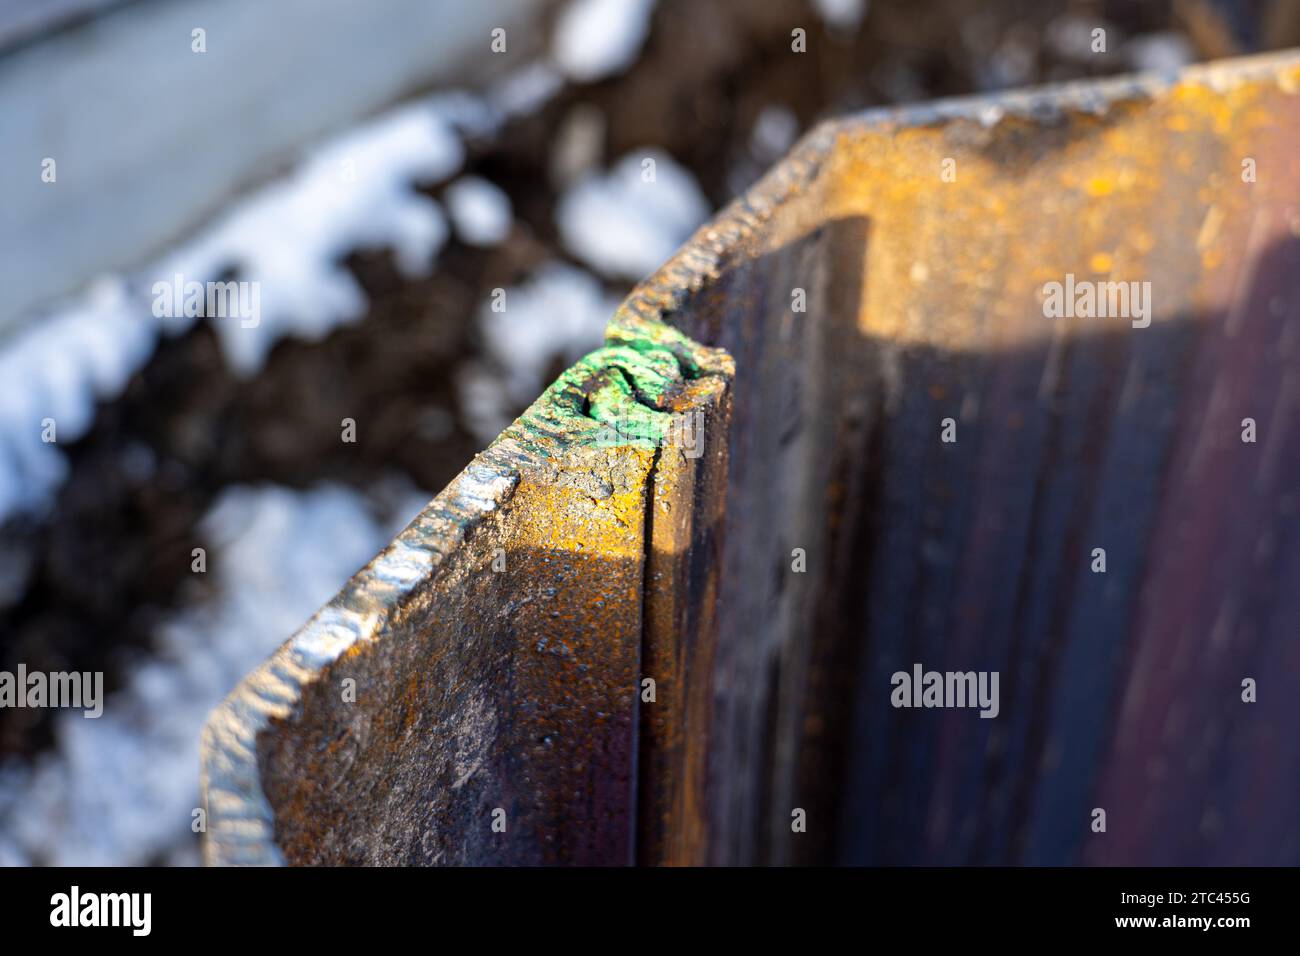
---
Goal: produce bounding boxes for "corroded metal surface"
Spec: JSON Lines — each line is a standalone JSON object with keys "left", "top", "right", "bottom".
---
{"left": 201, "top": 321, "right": 732, "bottom": 865}
{"left": 203, "top": 51, "right": 1300, "bottom": 866}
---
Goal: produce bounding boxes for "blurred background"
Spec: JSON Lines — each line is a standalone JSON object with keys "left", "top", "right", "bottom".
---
{"left": 0, "top": 0, "right": 1296, "bottom": 865}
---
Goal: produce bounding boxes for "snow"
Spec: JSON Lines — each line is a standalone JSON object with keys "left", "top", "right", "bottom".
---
{"left": 480, "top": 262, "right": 618, "bottom": 402}
{"left": 552, "top": 0, "right": 656, "bottom": 83}
{"left": 457, "top": 364, "right": 521, "bottom": 447}
{"left": 0, "top": 481, "right": 429, "bottom": 866}
{"left": 0, "top": 93, "right": 491, "bottom": 525}
{"left": 490, "top": 62, "right": 565, "bottom": 118}
{"left": 813, "top": 0, "right": 868, "bottom": 32}
{"left": 169, "top": 97, "right": 470, "bottom": 376}
{"left": 445, "top": 176, "right": 514, "bottom": 247}
{"left": 751, "top": 106, "right": 800, "bottom": 160}
{"left": 556, "top": 149, "right": 710, "bottom": 280}
{"left": 463, "top": 262, "right": 620, "bottom": 441}
{"left": 1125, "top": 33, "right": 1194, "bottom": 76}
{"left": 0, "top": 277, "right": 149, "bottom": 521}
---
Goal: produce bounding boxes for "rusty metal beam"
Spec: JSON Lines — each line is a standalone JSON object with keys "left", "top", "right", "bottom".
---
{"left": 203, "top": 51, "right": 1300, "bottom": 866}
{"left": 201, "top": 326, "right": 733, "bottom": 865}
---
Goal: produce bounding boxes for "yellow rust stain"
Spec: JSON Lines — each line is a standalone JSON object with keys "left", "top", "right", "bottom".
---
{"left": 505, "top": 448, "right": 656, "bottom": 562}
{"left": 807, "top": 66, "right": 1288, "bottom": 353}
{"left": 1085, "top": 176, "right": 1116, "bottom": 197}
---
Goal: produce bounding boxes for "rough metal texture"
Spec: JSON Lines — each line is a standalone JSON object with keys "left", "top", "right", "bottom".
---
{"left": 203, "top": 51, "right": 1300, "bottom": 866}
{"left": 201, "top": 321, "right": 733, "bottom": 865}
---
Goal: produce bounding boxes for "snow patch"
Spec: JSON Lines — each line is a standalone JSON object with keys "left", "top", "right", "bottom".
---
{"left": 556, "top": 149, "right": 710, "bottom": 280}
{"left": 0, "top": 277, "right": 149, "bottom": 521}
{"left": 0, "top": 93, "right": 491, "bottom": 524}
{"left": 170, "top": 98, "right": 469, "bottom": 376}
{"left": 480, "top": 262, "right": 620, "bottom": 404}
{"left": 490, "top": 62, "right": 565, "bottom": 118}
{"left": 446, "top": 176, "right": 514, "bottom": 247}
{"left": 751, "top": 106, "right": 800, "bottom": 159}
{"left": 552, "top": 0, "right": 656, "bottom": 83}
{"left": 1124, "top": 33, "right": 1194, "bottom": 76}
{"left": 813, "top": 0, "right": 867, "bottom": 32}
{"left": 463, "top": 262, "right": 620, "bottom": 441}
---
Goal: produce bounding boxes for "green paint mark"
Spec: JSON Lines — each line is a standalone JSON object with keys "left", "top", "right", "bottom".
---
{"left": 492, "top": 314, "right": 730, "bottom": 459}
